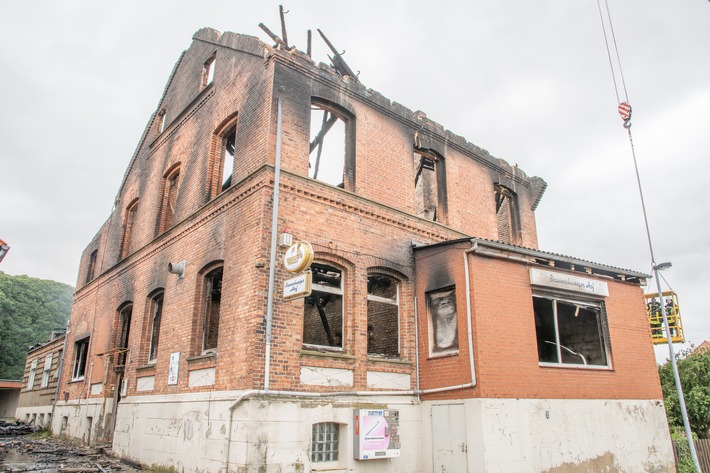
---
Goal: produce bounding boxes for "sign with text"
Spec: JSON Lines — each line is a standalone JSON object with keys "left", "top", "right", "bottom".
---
{"left": 530, "top": 268, "right": 608, "bottom": 297}
{"left": 283, "top": 271, "right": 312, "bottom": 301}
{"left": 168, "top": 352, "right": 180, "bottom": 385}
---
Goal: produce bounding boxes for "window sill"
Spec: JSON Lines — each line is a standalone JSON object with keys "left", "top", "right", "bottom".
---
{"left": 136, "top": 363, "right": 157, "bottom": 372}
{"left": 68, "top": 377, "right": 84, "bottom": 383}
{"left": 301, "top": 348, "right": 355, "bottom": 361}
{"left": 186, "top": 352, "right": 217, "bottom": 364}
{"left": 366, "top": 356, "right": 412, "bottom": 366}
{"left": 538, "top": 362, "right": 612, "bottom": 371}
{"left": 427, "top": 351, "right": 459, "bottom": 360}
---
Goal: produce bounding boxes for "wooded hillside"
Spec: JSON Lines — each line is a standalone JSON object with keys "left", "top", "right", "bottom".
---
{"left": 0, "top": 271, "right": 73, "bottom": 379}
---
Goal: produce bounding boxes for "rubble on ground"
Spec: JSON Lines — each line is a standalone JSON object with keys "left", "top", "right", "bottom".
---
{"left": 0, "top": 425, "right": 142, "bottom": 473}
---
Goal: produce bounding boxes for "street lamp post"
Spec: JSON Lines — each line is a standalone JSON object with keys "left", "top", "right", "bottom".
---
{"left": 653, "top": 262, "right": 699, "bottom": 469}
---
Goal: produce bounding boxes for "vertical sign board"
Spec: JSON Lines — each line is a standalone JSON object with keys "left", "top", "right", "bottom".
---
{"left": 353, "top": 409, "right": 401, "bottom": 460}
{"left": 168, "top": 352, "right": 180, "bottom": 385}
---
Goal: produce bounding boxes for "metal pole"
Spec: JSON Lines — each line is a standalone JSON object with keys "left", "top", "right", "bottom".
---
{"left": 625, "top": 126, "right": 699, "bottom": 470}
{"left": 655, "top": 270, "right": 699, "bottom": 470}
{"left": 264, "top": 97, "right": 283, "bottom": 391}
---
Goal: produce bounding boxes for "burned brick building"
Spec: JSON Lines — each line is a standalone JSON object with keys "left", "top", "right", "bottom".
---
{"left": 52, "top": 27, "right": 675, "bottom": 472}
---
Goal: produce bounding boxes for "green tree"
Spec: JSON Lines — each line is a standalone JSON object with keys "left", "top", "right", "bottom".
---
{"left": 0, "top": 271, "right": 74, "bottom": 379}
{"left": 658, "top": 346, "right": 710, "bottom": 439}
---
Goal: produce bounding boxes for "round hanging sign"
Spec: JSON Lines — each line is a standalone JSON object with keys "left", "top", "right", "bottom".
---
{"left": 283, "top": 241, "right": 315, "bottom": 273}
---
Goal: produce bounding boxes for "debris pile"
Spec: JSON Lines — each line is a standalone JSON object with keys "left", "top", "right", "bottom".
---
{"left": 0, "top": 433, "right": 141, "bottom": 473}
{"left": 0, "top": 421, "right": 41, "bottom": 437}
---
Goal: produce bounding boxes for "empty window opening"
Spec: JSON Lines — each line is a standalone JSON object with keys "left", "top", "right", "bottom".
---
{"left": 158, "top": 109, "right": 167, "bottom": 134}
{"left": 367, "top": 274, "right": 399, "bottom": 357}
{"left": 203, "top": 54, "right": 216, "bottom": 88}
{"left": 61, "top": 416, "right": 68, "bottom": 432}
{"left": 427, "top": 288, "right": 458, "bottom": 355}
{"left": 157, "top": 167, "right": 180, "bottom": 234}
{"left": 309, "top": 104, "right": 346, "bottom": 188}
{"left": 311, "top": 422, "right": 340, "bottom": 463}
{"left": 116, "top": 304, "right": 132, "bottom": 369}
{"left": 495, "top": 184, "right": 521, "bottom": 245}
{"left": 202, "top": 267, "right": 223, "bottom": 352}
{"left": 38, "top": 413, "right": 44, "bottom": 425}
{"left": 85, "top": 249, "right": 98, "bottom": 283}
{"left": 303, "top": 263, "right": 344, "bottom": 349}
{"left": 119, "top": 199, "right": 138, "bottom": 260}
{"left": 72, "top": 338, "right": 90, "bottom": 380}
{"left": 27, "top": 359, "right": 38, "bottom": 390}
{"left": 413, "top": 146, "right": 447, "bottom": 223}
{"left": 220, "top": 124, "right": 236, "bottom": 192}
{"left": 148, "top": 292, "right": 164, "bottom": 362}
{"left": 534, "top": 296, "right": 609, "bottom": 367}
{"left": 41, "top": 353, "right": 53, "bottom": 388}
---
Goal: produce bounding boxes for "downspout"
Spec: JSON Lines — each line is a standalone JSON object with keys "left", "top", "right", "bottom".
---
{"left": 264, "top": 96, "right": 283, "bottom": 391}
{"left": 413, "top": 296, "right": 420, "bottom": 392}
{"left": 50, "top": 321, "right": 70, "bottom": 426}
{"left": 462, "top": 241, "right": 478, "bottom": 387}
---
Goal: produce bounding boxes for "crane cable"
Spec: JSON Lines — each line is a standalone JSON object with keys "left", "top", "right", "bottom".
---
{"left": 597, "top": 3, "right": 702, "bottom": 471}
{"left": 596, "top": 0, "right": 632, "bottom": 128}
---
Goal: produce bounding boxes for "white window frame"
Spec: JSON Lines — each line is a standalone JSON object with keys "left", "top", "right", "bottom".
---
{"left": 27, "top": 359, "right": 38, "bottom": 390}
{"left": 41, "top": 353, "right": 53, "bottom": 388}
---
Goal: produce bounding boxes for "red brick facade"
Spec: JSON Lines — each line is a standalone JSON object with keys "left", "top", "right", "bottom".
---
{"left": 53, "top": 27, "right": 670, "bottom": 471}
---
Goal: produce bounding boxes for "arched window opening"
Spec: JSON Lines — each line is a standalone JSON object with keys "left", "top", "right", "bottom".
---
{"left": 495, "top": 183, "right": 521, "bottom": 245}
{"left": 309, "top": 100, "right": 354, "bottom": 190}
{"left": 119, "top": 199, "right": 139, "bottom": 260}
{"left": 202, "top": 266, "right": 223, "bottom": 352}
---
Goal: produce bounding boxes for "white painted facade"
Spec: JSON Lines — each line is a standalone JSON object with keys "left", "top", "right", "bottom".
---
{"left": 50, "top": 392, "right": 674, "bottom": 472}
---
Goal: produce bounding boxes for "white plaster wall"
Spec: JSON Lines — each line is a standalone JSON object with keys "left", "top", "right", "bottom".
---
{"left": 52, "top": 399, "right": 111, "bottom": 445}
{"left": 112, "top": 391, "right": 423, "bottom": 473}
{"left": 422, "top": 398, "right": 675, "bottom": 473}
{"left": 15, "top": 405, "right": 54, "bottom": 425}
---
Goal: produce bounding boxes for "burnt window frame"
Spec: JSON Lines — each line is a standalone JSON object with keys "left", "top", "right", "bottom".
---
{"left": 71, "top": 337, "right": 90, "bottom": 381}
{"left": 115, "top": 302, "right": 133, "bottom": 370}
{"left": 202, "top": 52, "right": 216, "bottom": 89}
{"left": 119, "top": 198, "right": 139, "bottom": 260}
{"left": 208, "top": 114, "right": 238, "bottom": 200}
{"left": 156, "top": 163, "right": 181, "bottom": 235}
{"left": 413, "top": 146, "right": 447, "bottom": 223}
{"left": 303, "top": 262, "right": 345, "bottom": 351}
{"left": 532, "top": 293, "right": 611, "bottom": 369}
{"left": 426, "top": 286, "right": 459, "bottom": 357}
{"left": 147, "top": 290, "right": 164, "bottom": 363}
{"left": 85, "top": 249, "right": 98, "bottom": 283}
{"left": 366, "top": 272, "right": 400, "bottom": 358}
{"left": 308, "top": 98, "right": 356, "bottom": 191}
{"left": 201, "top": 265, "right": 224, "bottom": 353}
{"left": 494, "top": 183, "right": 521, "bottom": 245}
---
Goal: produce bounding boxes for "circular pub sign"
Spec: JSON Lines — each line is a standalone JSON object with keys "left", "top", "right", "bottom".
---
{"left": 283, "top": 241, "right": 315, "bottom": 273}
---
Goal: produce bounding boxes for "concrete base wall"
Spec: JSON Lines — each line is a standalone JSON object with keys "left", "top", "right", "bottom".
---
{"left": 15, "top": 405, "right": 53, "bottom": 426}
{"left": 420, "top": 398, "right": 675, "bottom": 473}
{"left": 111, "top": 391, "right": 423, "bottom": 473}
{"left": 52, "top": 399, "right": 114, "bottom": 446}
{"left": 57, "top": 392, "right": 674, "bottom": 473}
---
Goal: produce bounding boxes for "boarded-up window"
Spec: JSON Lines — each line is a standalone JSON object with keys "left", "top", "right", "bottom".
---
{"left": 427, "top": 288, "right": 458, "bottom": 355}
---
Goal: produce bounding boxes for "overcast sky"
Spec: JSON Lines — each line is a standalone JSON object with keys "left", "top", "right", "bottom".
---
{"left": 1, "top": 1, "right": 708, "bottom": 361}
